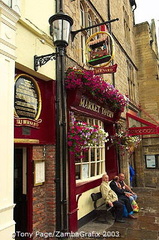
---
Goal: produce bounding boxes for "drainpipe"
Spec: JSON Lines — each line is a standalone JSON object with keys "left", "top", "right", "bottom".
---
{"left": 108, "top": 0, "right": 121, "bottom": 173}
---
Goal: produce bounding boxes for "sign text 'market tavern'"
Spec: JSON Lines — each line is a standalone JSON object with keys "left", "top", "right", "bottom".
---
{"left": 79, "top": 97, "right": 114, "bottom": 118}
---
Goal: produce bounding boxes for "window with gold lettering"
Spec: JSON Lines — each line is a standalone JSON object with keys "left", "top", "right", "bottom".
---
{"left": 14, "top": 74, "right": 41, "bottom": 120}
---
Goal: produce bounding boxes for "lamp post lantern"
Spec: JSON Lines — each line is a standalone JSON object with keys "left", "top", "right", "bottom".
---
{"left": 49, "top": 10, "right": 73, "bottom": 47}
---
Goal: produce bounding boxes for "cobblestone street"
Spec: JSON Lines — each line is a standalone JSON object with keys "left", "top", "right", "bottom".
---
{"left": 78, "top": 187, "right": 159, "bottom": 240}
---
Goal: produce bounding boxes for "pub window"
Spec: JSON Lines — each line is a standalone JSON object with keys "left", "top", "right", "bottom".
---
{"left": 80, "top": 2, "right": 85, "bottom": 28}
{"left": 123, "top": 7, "right": 130, "bottom": 42}
{"left": 87, "top": 12, "right": 93, "bottom": 36}
{"left": 75, "top": 117, "right": 106, "bottom": 181}
{"left": 127, "top": 61, "right": 136, "bottom": 102}
{"left": 92, "top": 19, "right": 100, "bottom": 35}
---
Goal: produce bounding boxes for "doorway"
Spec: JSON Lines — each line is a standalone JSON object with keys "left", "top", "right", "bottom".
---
{"left": 14, "top": 147, "right": 27, "bottom": 236}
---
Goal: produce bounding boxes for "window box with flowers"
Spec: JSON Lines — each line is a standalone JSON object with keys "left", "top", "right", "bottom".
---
{"left": 65, "top": 67, "right": 129, "bottom": 113}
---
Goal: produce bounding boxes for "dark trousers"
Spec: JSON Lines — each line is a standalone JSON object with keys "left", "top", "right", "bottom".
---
{"left": 113, "top": 200, "right": 124, "bottom": 220}
{"left": 119, "top": 195, "right": 133, "bottom": 213}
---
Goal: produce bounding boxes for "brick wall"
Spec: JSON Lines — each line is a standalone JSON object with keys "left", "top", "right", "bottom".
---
{"left": 32, "top": 145, "right": 56, "bottom": 237}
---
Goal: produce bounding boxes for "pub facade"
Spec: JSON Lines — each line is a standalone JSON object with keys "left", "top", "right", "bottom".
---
{"left": 0, "top": 0, "right": 143, "bottom": 238}
{"left": 66, "top": 77, "right": 125, "bottom": 230}
{"left": 0, "top": 1, "right": 57, "bottom": 239}
{"left": 65, "top": 0, "right": 139, "bottom": 230}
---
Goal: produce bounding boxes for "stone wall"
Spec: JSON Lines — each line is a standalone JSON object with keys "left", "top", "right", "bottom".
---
{"left": 134, "top": 21, "right": 159, "bottom": 188}
{"left": 64, "top": 0, "right": 139, "bottom": 181}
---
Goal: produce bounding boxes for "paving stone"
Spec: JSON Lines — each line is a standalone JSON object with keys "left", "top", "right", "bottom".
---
{"left": 78, "top": 187, "right": 159, "bottom": 240}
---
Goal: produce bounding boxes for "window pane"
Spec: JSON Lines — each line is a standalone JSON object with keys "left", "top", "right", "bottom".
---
{"left": 91, "top": 163, "right": 95, "bottom": 177}
{"left": 82, "top": 151, "right": 89, "bottom": 162}
{"left": 75, "top": 165, "right": 80, "bottom": 180}
{"left": 91, "top": 148, "right": 95, "bottom": 161}
{"left": 97, "top": 148, "right": 101, "bottom": 161}
{"left": 97, "top": 162, "right": 101, "bottom": 175}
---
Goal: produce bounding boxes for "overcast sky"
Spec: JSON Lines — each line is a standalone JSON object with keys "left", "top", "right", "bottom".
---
{"left": 134, "top": 0, "right": 159, "bottom": 45}
{"left": 134, "top": 0, "right": 159, "bottom": 24}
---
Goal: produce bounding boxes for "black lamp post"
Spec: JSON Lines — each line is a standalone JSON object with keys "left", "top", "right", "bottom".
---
{"left": 49, "top": 11, "right": 73, "bottom": 232}
{"left": 34, "top": 9, "right": 74, "bottom": 233}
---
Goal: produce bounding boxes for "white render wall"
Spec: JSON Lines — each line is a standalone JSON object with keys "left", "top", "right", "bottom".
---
{"left": 0, "top": 0, "right": 56, "bottom": 238}
{"left": 0, "top": 1, "right": 20, "bottom": 239}
{"left": 16, "top": 0, "right": 56, "bottom": 80}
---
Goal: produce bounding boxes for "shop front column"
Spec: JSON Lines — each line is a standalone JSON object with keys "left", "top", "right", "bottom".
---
{"left": 0, "top": 2, "right": 20, "bottom": 239}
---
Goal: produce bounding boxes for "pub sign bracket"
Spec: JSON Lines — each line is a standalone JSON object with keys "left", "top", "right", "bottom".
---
{"left": 34, "top": 53, "right": 56, "bottom": 71}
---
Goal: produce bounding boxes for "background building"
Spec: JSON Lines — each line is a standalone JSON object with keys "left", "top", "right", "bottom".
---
{"left": 135, "top": 20, "right": 159, "bottom": 187}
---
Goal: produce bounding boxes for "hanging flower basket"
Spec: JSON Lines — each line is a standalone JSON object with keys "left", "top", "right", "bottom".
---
{"left": 65, "top": 67, "right": 129, "bottom": 112}
{"left": 110, "top": 131, "right": 141, "bottom": 155}
{"left": 68, "top": 114, "right": 109, "bottom": 158}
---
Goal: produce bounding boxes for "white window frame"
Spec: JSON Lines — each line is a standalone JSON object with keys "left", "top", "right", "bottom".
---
{"left": 75, "top": 117, "right": 106, "bottom": 182}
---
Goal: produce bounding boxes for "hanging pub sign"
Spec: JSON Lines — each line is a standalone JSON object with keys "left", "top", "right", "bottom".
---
{"left": 86, "top": 31, "right": 117, "bottom": 72}
{"left": 93, "top": 64, "right": 117, "bottom": 75}
{"left": 14, "top": 74, "right": 42, "bottom": 129}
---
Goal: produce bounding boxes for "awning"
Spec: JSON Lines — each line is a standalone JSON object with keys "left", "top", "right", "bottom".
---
{"left": 126, "top": 112, "right": 159, "bottom": 136}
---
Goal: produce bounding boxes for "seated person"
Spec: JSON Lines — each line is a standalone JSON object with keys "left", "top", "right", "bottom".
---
{"left": 112, "top": 176, "right": 122, "bottom": 188}
{"left": 118, "top": 173, "right": 137, "bottom": 203}
{"left": 110, "top": 176, "right": 137, "bottom": 219}
{"left": 100, "top": 174, "right": 125, "bottom": 223}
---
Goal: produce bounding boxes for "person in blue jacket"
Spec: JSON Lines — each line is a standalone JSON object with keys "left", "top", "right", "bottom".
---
{"left": 129, "top": 165, "right": 135, "bottom": 187}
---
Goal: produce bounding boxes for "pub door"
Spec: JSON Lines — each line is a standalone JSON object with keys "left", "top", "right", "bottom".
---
{"left": 14, "top": 147, "right": 28, "bottom": 238}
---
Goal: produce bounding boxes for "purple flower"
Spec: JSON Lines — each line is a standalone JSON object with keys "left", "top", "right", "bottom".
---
{"left": 68, "top": 119, "right": 109, "bottom": 159}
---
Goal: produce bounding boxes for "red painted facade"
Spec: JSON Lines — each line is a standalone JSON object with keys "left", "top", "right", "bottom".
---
{"left": 14, "top": 70, "right": 121, "bottom": 233}
{"left": 67, "top": 89, "right": 120, "bottom": 231}
{"left": 14, "top": 70, "right": 56, "bottom": 237}
{"left": 14, "top": 70, "right": 56, "bottom": 145}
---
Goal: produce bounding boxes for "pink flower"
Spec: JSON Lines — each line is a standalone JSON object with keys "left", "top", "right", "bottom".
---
{"left": 68, "top": 119, "right": 109, "bottom": 159}
{"left": 65, "top": 68, "right": 128, "bottom": 112}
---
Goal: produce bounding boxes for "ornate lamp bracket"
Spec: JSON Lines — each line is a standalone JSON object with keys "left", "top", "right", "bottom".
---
{"left": 34, "top": 53, "right": 56, "bottom": 71}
